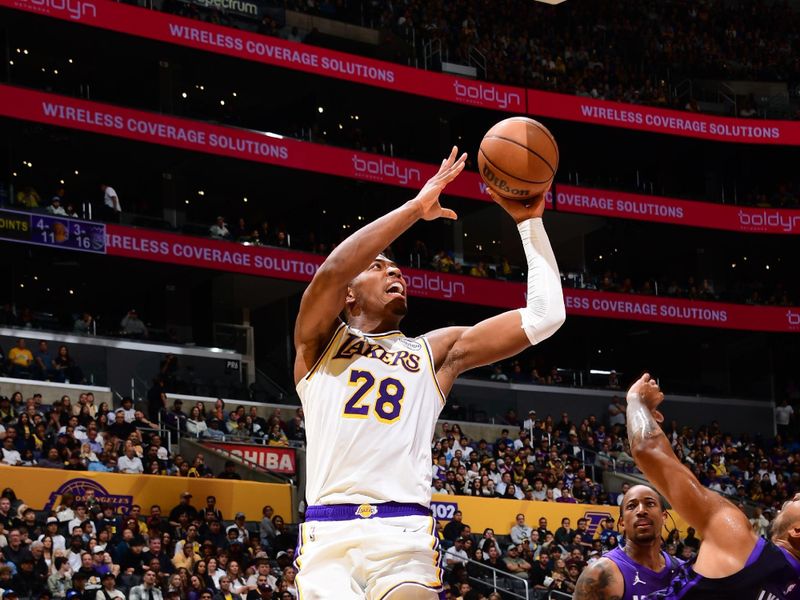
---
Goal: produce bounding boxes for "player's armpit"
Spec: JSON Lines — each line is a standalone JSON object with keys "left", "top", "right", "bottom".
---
{"left": 427, "top": 311, "right": 530, "bottom": 394}
{"left": 292, "top": 271, "right": 346, "bottom": 385}
{"left": 573, "top": 559, "right": 623, "bottom": 600}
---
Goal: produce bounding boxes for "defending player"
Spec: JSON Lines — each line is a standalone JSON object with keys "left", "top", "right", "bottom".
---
{"left": 292, "top": 147, "right": 565, "bottom": 600}
{"left": 626, "top": 374, "right": 800, "bottom": 599}
{"left": 574, "top": 484, "right": 682, "bottom": 600}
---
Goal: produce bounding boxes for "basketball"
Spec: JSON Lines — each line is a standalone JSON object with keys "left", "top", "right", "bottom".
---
{"left": 478, "top": 117, "right": 559, "bottom": 200}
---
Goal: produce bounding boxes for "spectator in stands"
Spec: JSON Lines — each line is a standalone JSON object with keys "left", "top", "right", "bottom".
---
{"left": 509, "top": 514, "right": 532, "bottom": 545}
{"left": 117, "top": 446, "right": 143, "bottom": 474}
{"left": 73, "top": 314, "right": 94, "bottom": 336}
{"left": 7, "top": 340, "right": 34, "bottom": 378}
{"left": 46, "top": 197, "right": 67, "bottom": 217}
{"left": 100, "top": 184, "right": 121, "bottom": 223}
{"left": 120, "top": 310, "right": 148, "bottom": 339}
{"left": 186, "top": 408, "right": 208, "bottom": 438}
{"left": 53, "top": 346, "right": 82, "bottom": 384}
{"left": 775, "top": 399, "right": 794, "bottom": 440}
{"left": 129, "top": 570, "right": 162, "bottom": 600}
{"left": 444, "top": 537, "right": 468, "bottom": 568}
{"left": 165, "top": 401, "right": 187, "bottom": 433}
{"left": 209, "top": 218, "right": 230, "bottom": 240}
{"left": 1, "top": 438, "right": 22, "bottom": 466}
{"left": 216, "top": 462, "right": 241, "bottom": 481}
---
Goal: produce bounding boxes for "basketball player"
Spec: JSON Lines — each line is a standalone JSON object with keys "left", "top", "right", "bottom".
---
{"left": 573, "top": 484, "right": 682, "bottom": 600}
{"left": 626, "top": 374, "right": 800, "bottom": 599}
{"left": 292, "top": 146, "right": 565, "bottom": 600}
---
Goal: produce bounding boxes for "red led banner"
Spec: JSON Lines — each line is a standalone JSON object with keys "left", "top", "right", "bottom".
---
{"left": 527, "top": 89, "right": 800, "bottom": 145}
{"left": 556, "top": 185, "right": 800, "bottom": 235}
{"left": 6, "top": 85, "right": 800, "bottom": 234}
{"left": 0, "top": 0, "right": 524, "bottom": 113}
{"left": 4, "top": 0, "right": 800, "bottom": 144}
{"left": 0, "top": 84, "right": 550, "bottom": 206}
{"left": 104, "top": 224, "right": 800, "bottom": 333}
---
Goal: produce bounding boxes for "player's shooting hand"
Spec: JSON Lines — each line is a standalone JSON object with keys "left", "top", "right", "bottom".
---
{"left": 412, "top": 146, "right": 467, "bottom": 221}
{"left": 626, "top": 373, "right": 665, "bottom": 423}
{"left": 487, "top": 186, "right": 549, "bottom": 223}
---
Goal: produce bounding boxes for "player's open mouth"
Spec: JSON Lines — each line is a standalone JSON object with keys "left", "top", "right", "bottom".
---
{"left": 385, "top": 282, "right": 405, "bottom": 298}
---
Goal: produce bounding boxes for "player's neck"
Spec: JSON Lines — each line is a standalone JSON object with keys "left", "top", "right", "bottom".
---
{"left": 624, "top": 540, "right": 665, "bottom": 571}
{"left": 348, "top": 314, "right": 403, "bottom": 335}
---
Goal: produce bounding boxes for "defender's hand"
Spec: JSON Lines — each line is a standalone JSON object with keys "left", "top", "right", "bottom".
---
{"left": 411, "top": 146, "right": 467, "bottom": 221}
{"left": 627, "top": 373, "right": 665, "bottom": 423}
{"left": 487, "top": 186, "right": 549, "bottom": 223}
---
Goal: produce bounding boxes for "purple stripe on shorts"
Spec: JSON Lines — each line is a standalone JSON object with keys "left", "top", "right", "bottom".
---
{"left": 305, "top": 502, "right": 431, "bottom": 522}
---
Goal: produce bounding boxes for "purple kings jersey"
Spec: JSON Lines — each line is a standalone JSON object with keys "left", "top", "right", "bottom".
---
{"left": 606, "top": 546, "right": 683, "bottom": 600}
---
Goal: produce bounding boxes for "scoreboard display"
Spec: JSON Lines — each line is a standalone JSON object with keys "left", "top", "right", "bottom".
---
{"left": 0, "top": 209, "right": 106, "bottom": 254}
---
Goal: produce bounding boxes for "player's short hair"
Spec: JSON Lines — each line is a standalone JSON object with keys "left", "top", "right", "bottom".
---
{"left": 619, "top": 485, "right": 667, "bottom": 518}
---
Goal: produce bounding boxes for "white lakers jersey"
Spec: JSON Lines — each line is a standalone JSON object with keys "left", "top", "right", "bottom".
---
{"left": 297, "top": 322, "right": 446, "bottom": 507}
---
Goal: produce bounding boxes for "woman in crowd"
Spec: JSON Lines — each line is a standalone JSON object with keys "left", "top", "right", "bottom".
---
{"left": 186, "top": 407, "right": 208, "bottom": 438}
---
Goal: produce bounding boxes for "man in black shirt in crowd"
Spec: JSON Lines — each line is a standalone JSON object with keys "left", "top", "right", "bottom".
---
{"left": 143, "top": 537, "right": 172, "bottom": 575}
{"left": 443, "top": 511, "right": 467, "bottom": 542}
{"left": 118, "top": 536, "right": 147, "bottom": 576}
{"left": 245, "top": 574, "right": 274, "bottom": 600}
{"left": 202, "top": 497, "right": 223, "bottom": 522}
{"left": 216, "top": 462, "right": 242, "bottom": 481}
{"left": 168, "top": 493, "right": 197, "bottom": 526}
{"left": 535, "top": 518, "right": 552, "bottom": 541}
{"left": 107, "top": 412, "right": 134, "bottom": 441}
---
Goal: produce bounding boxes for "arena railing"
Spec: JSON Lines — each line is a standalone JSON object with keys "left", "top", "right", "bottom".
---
{"left": 455, "top": 556, "right": 531, "bottom": 600}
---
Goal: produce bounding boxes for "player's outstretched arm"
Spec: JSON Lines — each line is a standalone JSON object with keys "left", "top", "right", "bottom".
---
{"left": 427, "top": 189, "right": 566, "bottom": 394}
{"left": 293, "top": 146, "right": 467, "bottom": 384}
{"left": 573, "top": 558, "right": 623, "bottom": 600}
{"left": 626, "top": 374, "right": 756, "bottom": 562}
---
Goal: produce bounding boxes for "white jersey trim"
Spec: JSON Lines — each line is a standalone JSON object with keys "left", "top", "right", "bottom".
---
{"left": 301, "top": 321, "right": 347, "bottom": 383}
{"left": 419, "top": 336, "right": 446, "bottom": 406}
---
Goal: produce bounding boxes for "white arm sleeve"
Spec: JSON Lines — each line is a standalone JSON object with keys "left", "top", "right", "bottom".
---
{"left": 516, "top": 218, "right": 566, "bottom": 345}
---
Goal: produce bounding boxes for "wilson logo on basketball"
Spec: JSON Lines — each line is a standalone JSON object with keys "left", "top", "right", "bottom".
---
{"left": 481, "top": 164, "right": 531, "bottom": 197}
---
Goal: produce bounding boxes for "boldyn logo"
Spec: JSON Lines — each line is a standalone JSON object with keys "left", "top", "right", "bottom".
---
{"left": 406, "top": 273, "right": 466, "bottom": 300}
{"left": 453, "top": 80, "right": 522, "bottom": 110}
{"left": 738, "top": 209, "right": 800, "bottom": 233}
{"left": 17, "top": 0, "right": 97, "bottom": 20}
{"left": 351, "top": 155, "right": 421, "bottom": 186}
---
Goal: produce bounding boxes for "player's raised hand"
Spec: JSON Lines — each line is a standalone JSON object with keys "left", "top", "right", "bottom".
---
{"left": 487, "top": 186, "right": 549, "bottom": 223}
{"left": 412, "top": 146, "right": 467, "bottom": 221}
{"left": 626, "top": 373, "right": 665, "bottom": 423}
